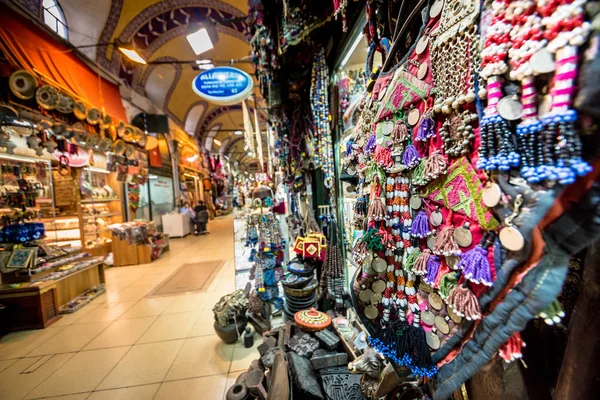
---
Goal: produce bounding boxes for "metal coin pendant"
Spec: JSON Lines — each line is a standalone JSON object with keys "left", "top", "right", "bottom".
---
{"left": 410, "top": 195, "right": 422, "bottom": 210}
{"left": 499, "top": 226, "right": 525, "bottom": 251}
{"left": 482, "top": 182, "right": 502, "bottom": 208}
{"left": 371, "top": 292, "right": 383, "bottom": 304}
{"left": 430, "top": 0, "right": 444, "bottom": 18}
{"left": 380, "top": 120, "right": 394, "bottom": 136}
{"left": 365, "top": 305, "right": 379, "bottom": 319}
{"left": 347, "top": 165, "right": 357, "bottom": 176}
{"left": 418, "top": 62, "right": 428, "bottom": 80}
{"left": 422, "top": 310, "right": 435, "bottom": 325}
{"left": 408, "top": 108, "right": 421, "bottom": 126}
{"left": 419, "top": 282, "right": 433, "bottom": 293}
{"left": 371, "top": 256, "right": 387, "bottom": 273}
{"left": 426, "top": 331, "right": 441, "bottom": 350}
{"left": 427, "top": 234, "right": 437, "bottom": 251}
{"left": 429, "top": 293, "right": 443, "bottom": 310}
{"left": 416, "top": 35, "right": 428, "bottom": 55}
{"left": 430, "top": 210, "right": 443, "bottom": 227}
{"left": 359, "top": 288, "right": 375, "bottom": 302}
{"left": 530, "top": 48, "right": 555, "bottom": 74}
{"left": 371, "top": 280, "right": 386, "bottom": 293}
{"left": 448, "top": 306, "right": 462, "bottom": 324}
{"left": 445, "top": 255, "right": 460, "bottom": 270}
{"left": 435, "top": 315, "right": 450, "bottom": 334}
{"left": 497, "top": 96, "right": 523, "bottom": 121}
{"left": 454, "top": 226, "right": 473, "bottom": 248}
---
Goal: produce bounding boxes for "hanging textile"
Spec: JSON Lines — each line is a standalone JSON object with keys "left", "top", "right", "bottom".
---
{"left": 241, "top": 100, "right": 255, "bottom": 156}
{"left": 253, "top": 107, "right": 264, "bottom": 172}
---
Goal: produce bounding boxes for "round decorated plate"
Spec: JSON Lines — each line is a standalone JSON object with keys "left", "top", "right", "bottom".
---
{"left": 56, "top": 92, "right": 75, "bottom": 113}
{"left": 36, "top": 85, "right": 59, "bottom": 110}
{"left": 294, "top": 308, "right": 332, "bottom": 332}
{"left": 74, "top": 101, "right": 87, "bottom": 120}
{"left": 9, "top": 70, "right": 37, "bottom": 100}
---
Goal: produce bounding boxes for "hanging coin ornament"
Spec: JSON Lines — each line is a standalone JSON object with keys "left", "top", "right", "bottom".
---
{"left": 499, "top": 226, "right": 525, "bottom": 251}
{"left": 422, "top": 310, "right": 435, "bottom": 325}
{"left": 359, "top": 288, "right": 375, "bottom": 302}
{"left": 372, "top": 292, "right": 383, "bottom": 303}
{"left": 482, "top": 182, "right": 502, "bottom": 207}
{"left": 380, "top": 120, "right": 394, "bottom": 136}
{"left": 426, "top": 331, "right": 441, "bottom": 350}
{"left": 530, "top": 48, "right": 555, "bottom": 74}
{"left": 420, "top": 282, "right": 433, "bottom": 293}
{"left": 435, "top": 316, "right": 450, "bottom": 334}
{"left": 371, "top": 280, "right": 386, "bottom": 293}
{"left": 429, "top": 293, "right": 443, "bottom": 310}
{"left": 371, "top": 255, "right": 388, "bottom": 273}
{"left": 410, "top": 195, "right": 423, "bottom": 210}
{"left": 418, "top": 62, "right": 428, "bottom": 80}
{"left": 427, "top": 234, "right": 437, "bottom": 251}
{"left": 416, "top": 34, "right": 429, "bottom": 55}
{"left": 497, "top": 95, "right": 523, "bottom": 121}
{"left": 454, "top": 223, "right": 473, "bottom": 247}
{"left": 365, "top": 305, "right": 379, "bottom": 319}
{"left": 430, "top": 208, "right": 443, "bottom": 226}
{"left": 347, "top": 165, "right": 357, "bottom": 176}
{"left": 430, "top": 0, "right": 444, "bottom": 19}
{"left": 408, "top": 108, "right": 421, "bottom": 126}
{"left": 445, "top": 255, "right": 460, "bottom": 270}
{"left": 448, "top": 306, "right": 462, "bottom": 324}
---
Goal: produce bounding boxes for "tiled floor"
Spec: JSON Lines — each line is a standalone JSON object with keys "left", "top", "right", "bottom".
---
{"left": 0, "top": 216, "right": 260, "bottom": 400}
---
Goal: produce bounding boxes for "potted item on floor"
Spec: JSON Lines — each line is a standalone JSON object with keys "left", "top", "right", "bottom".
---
{"left": 213, "top": 289, "right": 249, "bottom": 344}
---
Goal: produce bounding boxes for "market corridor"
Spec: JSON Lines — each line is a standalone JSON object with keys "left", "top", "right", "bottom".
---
{"left": 0, "top": 215, "right": 254, "bottom": 400}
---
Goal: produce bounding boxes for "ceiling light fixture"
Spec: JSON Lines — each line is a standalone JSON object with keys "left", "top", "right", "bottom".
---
{"left": 213, "top": 138, "right": 222, "bottom": 146}
{"left": 186, "top": 21, "right": 219, "bottom": 56}
{"left": 339, "top": 32, "right": 364, "bottom": 69}
{"left": 198, "top": 63, "right": 214, "bottom": 70}
{"left": 234, "top": 130, "right": 243, "bottom": 135}
{"left": 186, "top": 154, "right": 199, "bottom": 162}
{"left": 73, "top": 40, "right": 146, "bottom": 65}
{"left": 196, "top": 59, "right": 212, "bottom": 64}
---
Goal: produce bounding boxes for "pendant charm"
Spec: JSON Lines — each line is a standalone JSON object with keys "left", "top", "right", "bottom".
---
{"left": 430, "top": 0, "right": 444, "bottom": 19}
{"left": 408, "top": 108, "right": 421, "bottom": 126}
{"left": 448, "top": 306, "right": 462, "bottom": 323}
{"left": 372, "top": 292, "right": 383, "bottom": 303}
{"left": 435, "top": 315, "right": 450, "bottom": 334}
{"left": 371, "top": 279, "right": 386, "bottom": 293}
{"left": 454, "top": 223, "right": 473, "bottom": 247}
{"left": 347, "top": 166, "right": 357, "bottom": 176}
{"left": 416, "top": 35, "right": 429, "bottom": 55}
{"left": 359, "top": 288, "right": 374, "bottom": 302}
{"left": 497, "top": 95, "right": 523, "bottom": 121}
{"left": 420, "top": 282, "right": 433, "bottom": 293}
{"left": 410, "top": 195, "right": 422, "bottom": 210}
{"left": 445, "top": 255, "right": 460, "bottom": 270}
{"left": 418, "top": 62, "right": 428, "bottom": 80}
{"left": 482, "top": 182, "right": 502, "bottom": 207}
{"left": 371, "top": 256, "right": 387, "bottom": 273}
{"left": 365, "top": 305, "right": 379, "bottom": 319}
{"left": 429, "top": 292, "right": 443, "bottom": 310}
{"left": 427, "top": 234, "right": 437, "bottom": 251}
{"left": 430, "top": 209, "right": 443, "bottom": 227}
{"left": 422, "top": 310, "right": 435, "bottom": 325}
{"left": 426, "top": 331, "right": 441, "bottom": 349}
{"left": 499, "top": 226, "right": 525, "bottom": 251}
{"left": 530, "top": 48, "right": 555, "bottom": 74}
{"left": 380, "top": 120, "right": 394, "bottom": 136}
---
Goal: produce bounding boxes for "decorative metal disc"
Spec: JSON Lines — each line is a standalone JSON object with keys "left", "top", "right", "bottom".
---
{"left": 454, "top": 226, "right": 473, "bottom": 248}
{"left": 380, "top": 120, "right": 394, "bottom": 136}
{"left": 426, "top": 331, "right": 441, "bottom": 350}
{"left": 427, "top": 235, "right": 436, "bottom": 251}
{"left": 371, "top": 280, "right": 386, "bottom": 293}
{"left": 499, "top": 226, "right": 525, "bottom": 251}
{"left": 445, "top": 255, "right": 460, "bottom": 270}
{"left": 418, "top": 62, "right": 428, "bottom": 80}
{"left": 359, "top": 288, "right": 374, "bottom": 302}
{"left": 371, "top": 256, "right": 387, "bottom": 273}
{"left": 415, "top": 35, "right": 428, "bottom": 55}
{"left": 372, "top": 292, "right": 383, "bottom": 303}
{"left": 448, "top": 306, "right": 462, "bottom": 324}
{"left": 430, "top": 0, "right": 444, "bottom": 19}
{"left": 347, "top": 166, "right": 357, "bottom": 176}
{"left": 497, "top": 96, "right": 523, "bottom": 121}
{"left": 530, "top": 48, "right": 555, "bottom": 74}
{"left": 430, "top": 210, "right": 443, "bottom": 227}
{"left": 421, "top": 310, "right": 435, "bottom": 325}
{"left": 482, "top": 182, "right": 502, "bottom": 208}
{"left": 429, "top": 293, "right": 443, "bottom": 310}
{"left": 419, "top": 282, "right": 433, "bottom": 293}
{"left": 408, "top": 108, "right": 421, "bottom": 126}
{"left": 435, "top": 316, "right": 450, "bottom": 335}
{"left": 365, "top": 305, "right": 379, "bottom": 319}
{"left": 410, "top": 195, "right": 422, "bottom": 210}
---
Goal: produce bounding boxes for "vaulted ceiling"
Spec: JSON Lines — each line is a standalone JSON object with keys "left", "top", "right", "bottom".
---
{"left": 52, "top": 0, "right": 265, "bottom": 165}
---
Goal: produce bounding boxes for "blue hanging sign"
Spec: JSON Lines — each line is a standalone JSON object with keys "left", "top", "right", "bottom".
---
{"left": 192, "top": 66, "right": 254, "bottom": 105}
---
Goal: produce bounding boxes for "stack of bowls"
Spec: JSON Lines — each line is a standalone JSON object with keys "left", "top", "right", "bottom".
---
{"left": 281, "top": 259, "right": 318, "bottom": 321}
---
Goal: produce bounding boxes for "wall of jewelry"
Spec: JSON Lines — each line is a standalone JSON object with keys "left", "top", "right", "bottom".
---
{"left": 343, "top": 0, "right": 598, "bottom": 397}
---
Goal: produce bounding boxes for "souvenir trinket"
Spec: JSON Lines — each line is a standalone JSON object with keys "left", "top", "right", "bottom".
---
{"left": 426, "top": 331, "right": 441, "bottom": 350}
{"left": 429, "top": 208, "right": 443, "bottom": 227}
{"left": 454, "top": 222, "right": 473, "bottom": 248}
{"left": 482, "top": 182, "right": 502, "bottom": 207}
{"left": 429, "top": 293, "right": 443, "bottom": 310}
{"left": 435, "top": 316, "right": 450, "bottom": 334}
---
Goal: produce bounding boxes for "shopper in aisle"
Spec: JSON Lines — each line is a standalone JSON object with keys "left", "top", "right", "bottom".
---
{"left": 180, "top": 202, "right": 195, "bottom": 218}
{"left": 193, "top": 201, "right": 209, "bottom": 235}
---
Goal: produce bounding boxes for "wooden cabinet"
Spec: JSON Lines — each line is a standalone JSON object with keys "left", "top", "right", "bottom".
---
{"left": 0, "top": 281, "right": 61, "bottom": 332}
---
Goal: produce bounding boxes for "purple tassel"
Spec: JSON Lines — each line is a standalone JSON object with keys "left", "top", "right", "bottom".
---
{"left": 415, "top": 117, "right": 434, "bottom": 141}
{"left": 457, "top": 245, "right": 493, "bottom": 286}
{"left": 366, "top": 134, "right": 376, "bottom": 154}
{"left": 424, "top": 255, "right": 441, "bottom": 286}
{"left": 402, "top": 144, "right": 420, "bottom": 168}
{"left": 410, "top": 211, "right": 431, "bottom": 238}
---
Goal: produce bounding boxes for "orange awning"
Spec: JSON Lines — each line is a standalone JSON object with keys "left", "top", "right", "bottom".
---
{"left": 0, "top": 7, "right": 127, "bottom": 121}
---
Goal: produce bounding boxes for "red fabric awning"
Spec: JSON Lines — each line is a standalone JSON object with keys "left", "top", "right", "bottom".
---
{"left": 0, "top": 7, "right": 127, "bottom": 121}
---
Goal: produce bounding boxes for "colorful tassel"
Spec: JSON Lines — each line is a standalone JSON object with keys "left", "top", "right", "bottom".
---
{"left": 439, "top": 272, "right": 459, "bottom": 300}
{"left": 365, "top": 162, "right": 386, "bottom": 183}
{"left": 415, "top": 116, "right": 435, "bottom": 141}
{"left": 412, "top": 249, "right": 431, "bottom": 276}
{"left": 402, "top": 144, "right": 420, "bottom": 169}
{"left": 403, "top": 247, "right": 421, "bottom": 272}
{"left": 411, "top": 158, "right": 427, "bottom": 186}
{"left": 400, "top": 321, "right": 437, "bottom": 377}
{"left": 498, "top": 332, "right": 525, "bottom": 363}
{"left": 458, "top": 245, "right": 493, "bottom": 286}
{"left": 366, "top": 134, "right": 376, "bottom": 153}
{"left": 424, "top": 151, "right": 447, "bottom": 181}
{"left": 392, "top": 121, "right": 409, "bottom": 144}
{"left": 538, "top": 299, "right": 565, "bottom": 325}
{"left": 424, "top": 255, "right": 441, "bottom": 286}
{"left": 374, "top": 144, "right": 395, "bottom": 169}
{"left": 410, "top": 210, "right": 431, "bottom": 238}
{"left": 367, "top": 197, "right": 387, "bottom": 222}
{"left": 434, "top": 226, "right": 461, "bottom": 256}
{"left": 447, "top": 284, "right": 481, "bottom": 320}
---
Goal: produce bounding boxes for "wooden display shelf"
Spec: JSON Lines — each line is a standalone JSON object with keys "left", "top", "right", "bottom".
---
{"left": 81, "top": 198, "right": 120, "bottom": 204}
{"left": 0, "top": 281, "right": 61, "bottom": 332}
{"left": 111, "top": 234, "right": 152, "bottom": 267}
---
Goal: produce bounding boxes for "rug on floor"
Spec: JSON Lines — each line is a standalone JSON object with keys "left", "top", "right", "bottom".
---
{"left": 146, "top": 260, "right": 224, "bottom": 297}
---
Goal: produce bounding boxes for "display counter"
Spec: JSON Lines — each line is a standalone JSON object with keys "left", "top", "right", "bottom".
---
{"left": 161, "top": 213, "right": 192, "bottom": 238}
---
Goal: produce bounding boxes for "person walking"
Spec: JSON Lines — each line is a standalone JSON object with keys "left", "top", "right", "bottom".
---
{"left": 193, "top": 201, "right": 209, "bottom": 235}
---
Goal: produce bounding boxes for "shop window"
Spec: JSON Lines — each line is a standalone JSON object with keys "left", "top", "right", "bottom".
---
{"left": 42, "top": 0, "right": 68, "bottom": 40}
